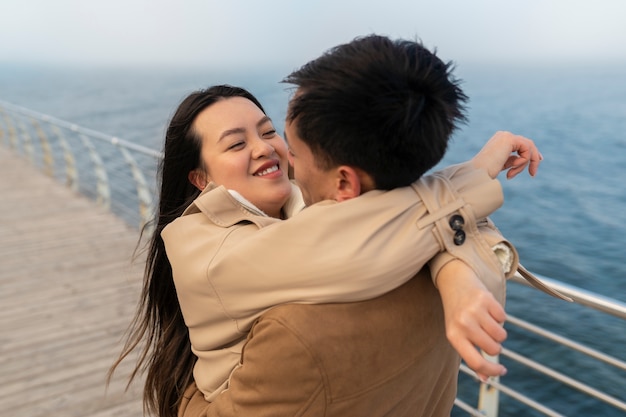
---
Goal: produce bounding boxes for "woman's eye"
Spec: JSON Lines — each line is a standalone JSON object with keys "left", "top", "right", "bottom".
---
{"left": 228, "top": 141, "right": 245, "bottom": 150}
{"left": 263, "top": 129, "right": 277, "bottom": 138}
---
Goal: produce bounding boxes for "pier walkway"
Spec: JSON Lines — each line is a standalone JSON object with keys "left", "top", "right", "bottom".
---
{"left": 0, "top": 147, "right": 146, "bottom": 416}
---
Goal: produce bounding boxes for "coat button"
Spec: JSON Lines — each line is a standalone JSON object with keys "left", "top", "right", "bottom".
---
{"left": 453, "top": 229, "right": 466, "bottom": 246}
{"left": 449, "top": 214, "right": 465, "bottom": 231}
{"left": 449, "top": 214, "right": 466, "bottom": 245}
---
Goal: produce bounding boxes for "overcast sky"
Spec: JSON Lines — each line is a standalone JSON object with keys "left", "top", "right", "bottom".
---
{"left": 1, "top": 0, "right": 625, "bottom": 70}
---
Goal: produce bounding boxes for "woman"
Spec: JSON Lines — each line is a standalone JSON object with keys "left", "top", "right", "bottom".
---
{"left": 110, "top": 85, "right": 538, "bottom": 417}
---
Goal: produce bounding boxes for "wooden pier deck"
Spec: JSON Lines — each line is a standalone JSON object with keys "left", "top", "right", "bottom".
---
{"left": 0, "top": 147, "right": 147, "bottom": 416}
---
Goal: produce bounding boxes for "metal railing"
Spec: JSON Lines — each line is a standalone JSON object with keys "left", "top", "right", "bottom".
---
{"left": 1, "top": 101, "right": 624, "bottom": 417}
{"left": 453, "top": 274, "right": 626, "bottom": 417}
{"left": 0, "top": 99, "right": 162, "bottom": 231}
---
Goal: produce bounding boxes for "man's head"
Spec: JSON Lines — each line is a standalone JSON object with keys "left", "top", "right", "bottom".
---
{"left": 283, "top": 34, "right": 468, "bottom": 205}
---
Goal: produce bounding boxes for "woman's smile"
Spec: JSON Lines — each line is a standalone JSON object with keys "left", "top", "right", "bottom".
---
{"left": 254, "top": 161, "right": 282, "bottom": 178}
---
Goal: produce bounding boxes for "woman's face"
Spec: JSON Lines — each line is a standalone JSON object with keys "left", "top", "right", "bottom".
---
{"left": 191, "top": 96, "right": 292, "bottom": 217}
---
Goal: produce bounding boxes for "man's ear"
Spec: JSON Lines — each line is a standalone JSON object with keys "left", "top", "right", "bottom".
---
{"left": 188, "top": 169, "right": 208, "bottom": 191}
{"left": 334, "top": 166, "right": 362, "bottom": 202}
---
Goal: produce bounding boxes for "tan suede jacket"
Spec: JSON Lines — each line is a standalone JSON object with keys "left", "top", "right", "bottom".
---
{"left": 179, "top": 268, "right": 461, "bottom": 417}
{"left": 162, "top": 162, "right": 517, "bottom": 402}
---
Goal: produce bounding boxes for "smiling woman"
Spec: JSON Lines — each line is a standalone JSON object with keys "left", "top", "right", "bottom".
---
{"left": 186, "top": 96, "right": 292, "bottom": 218}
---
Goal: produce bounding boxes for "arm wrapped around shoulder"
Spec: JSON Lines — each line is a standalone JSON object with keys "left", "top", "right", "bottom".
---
{"left": 413, "top": 161, "right": 516, "bottom": 306}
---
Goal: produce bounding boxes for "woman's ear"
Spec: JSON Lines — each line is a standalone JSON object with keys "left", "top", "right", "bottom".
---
{"left": 188, "top": 169, "right": 208, "bottom": 191}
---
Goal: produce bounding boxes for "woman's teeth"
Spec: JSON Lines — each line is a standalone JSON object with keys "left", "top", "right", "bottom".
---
{"left": 256, "top": 165, "right": 278, "bottom": 176}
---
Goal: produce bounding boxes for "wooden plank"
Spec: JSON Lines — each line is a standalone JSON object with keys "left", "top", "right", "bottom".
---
{"left": 0, "top": 147, "right": 149, "bottom": 416}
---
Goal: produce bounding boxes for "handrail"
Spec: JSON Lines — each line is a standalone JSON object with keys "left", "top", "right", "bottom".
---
{"left": 0, "top": 99, "right": 162, "bottom": 159}
{"left": 510, "top": 272, "right": 626, "bottom": 320}
{"left": 1, "top": 100, "right": 624, "bottom": 417}
{"left": 0, "top": 100, "right": 161, "bottom": 230}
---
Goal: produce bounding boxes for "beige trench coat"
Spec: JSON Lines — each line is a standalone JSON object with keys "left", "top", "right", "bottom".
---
{"left": 162, "top": 162, "right": 517, "bottom": 402}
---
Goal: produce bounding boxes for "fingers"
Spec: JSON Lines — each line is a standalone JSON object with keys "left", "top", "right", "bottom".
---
{"left": 480, "top": 302, "right": 507, "bottom": 354}
{"left": 458, "top": 334, "right": 507, "bottom": 379}
{"left": 528, "top": 149, "right": 544, "bottom": 176}
{"left": 453, "top": 339, "right": 508, "bottom": 379}
{"left": 486, "top": 293, "right": 506, "bottom": 318}
{"left": 506, "top": 134, "right": 542, "bottom": 179}
{"left": 472, "top": 131, "right": 543, "bottom": 179}
{"left": 447, "top": 321, "right": 506, "bottom": 372}
{"left": 446, "top": 298, "right": 508, "bottom": 378}
{"left": 461, "top": 317, "right": 506, "bottom": 357}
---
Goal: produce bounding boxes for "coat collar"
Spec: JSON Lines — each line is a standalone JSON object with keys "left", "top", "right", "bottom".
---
{"left": 181, "top": 182, "right": 305, "bottom": 228}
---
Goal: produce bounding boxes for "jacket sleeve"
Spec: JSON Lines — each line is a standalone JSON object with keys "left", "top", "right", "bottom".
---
{"left": 428, "top": 217, "right": 518, "bottom": 305}
{"left": 204, "top": 161, "right": 508, "bottom": 322}
{"left": 413, "top": 163, "right": 520, "bottom": 306}
{"left": 186, "top": 317, "right": 324, "bottom": 417}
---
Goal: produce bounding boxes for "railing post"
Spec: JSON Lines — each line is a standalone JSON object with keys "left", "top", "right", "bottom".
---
{"left": 116, "top": 140, "right": 154, "bottom": 229}
{"left": 32, "top": 118, "right": 55, "bottom": 178}
{"left": 477, "top": 352, "right": 501, "bottom": 417}
{"left": 0, "top": 108, "right": 5, "bottom": 146}
{"left": 52, "top": 125, "right": 79, "bottom": 191}
{"left": 1, "top": 108, "right": 19, "bottom": 150}
{"left": 78, "top": 133, "right": 110, "bottom": 209}
{"left": 18, "top": 119, "right": 34, "bottom": 164}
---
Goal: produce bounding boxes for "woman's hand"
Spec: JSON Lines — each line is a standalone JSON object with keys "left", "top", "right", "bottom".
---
{"left": 436, "top": 259, "right": 508, "bottom": 381}
{"left": 472, "top": 131, "right": 543, "bottom": 180}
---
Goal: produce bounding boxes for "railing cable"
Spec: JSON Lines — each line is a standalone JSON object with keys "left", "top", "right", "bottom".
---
{"left": 460, "top": 364, "right": 567, "bottom": 417}
{"left": 500, "top": 348, "right": 626, "bottom": 412}
{"left": 506, "top": 315, "right": 626, "bottom": 371}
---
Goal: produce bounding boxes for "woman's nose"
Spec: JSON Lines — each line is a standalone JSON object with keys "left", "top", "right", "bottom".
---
{"left": 251, "top": 137, "right": 274, "bottom": 158}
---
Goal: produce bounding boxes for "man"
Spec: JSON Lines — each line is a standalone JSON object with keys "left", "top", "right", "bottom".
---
{"left": 176, "top": 35, "right": 544, "bottom": 416}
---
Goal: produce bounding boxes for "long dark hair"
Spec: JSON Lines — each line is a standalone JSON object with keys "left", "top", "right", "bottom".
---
{"left": 108, "top": 85, "right": 265, "bottom": 417}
